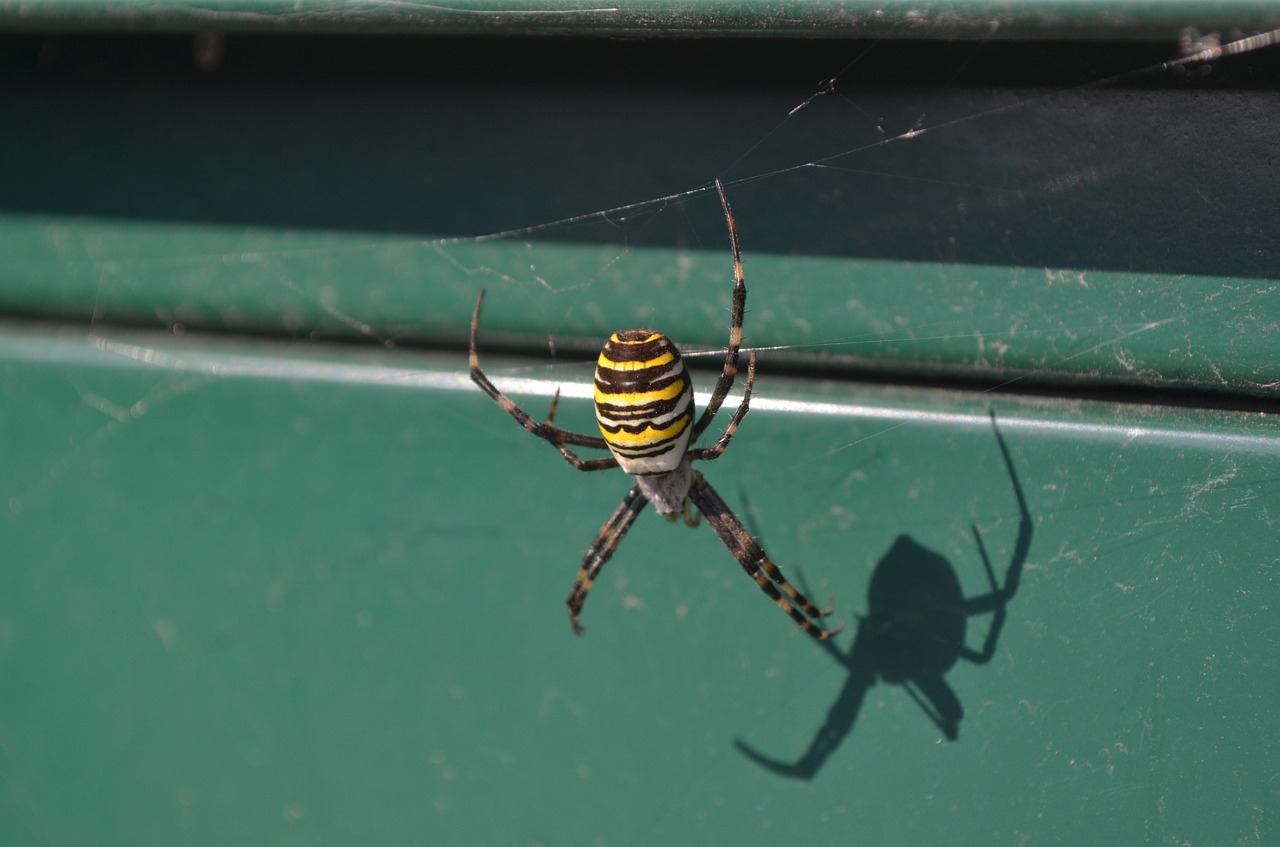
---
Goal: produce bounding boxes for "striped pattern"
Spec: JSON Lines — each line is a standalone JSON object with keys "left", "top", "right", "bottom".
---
{"left": 594, "top": 329, "right": 695, "bottom": 474}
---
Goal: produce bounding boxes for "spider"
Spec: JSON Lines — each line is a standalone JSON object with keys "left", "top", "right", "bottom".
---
{"left": 469, "top": 180, "right": 840, "bottom": 640}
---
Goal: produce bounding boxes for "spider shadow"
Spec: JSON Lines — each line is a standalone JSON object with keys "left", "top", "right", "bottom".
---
{"left": 735, "top": 411, "right": 1032, "bottom": 780}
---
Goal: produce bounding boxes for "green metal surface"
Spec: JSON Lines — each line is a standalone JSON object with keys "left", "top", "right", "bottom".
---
{"left": 0, "top": 20, "right": 1278, "bottom": 847}
{"left": 1, "top": 324, "right": 1276, "bottom": 844}
{"left": 4, "top": 212, "right": 1277, "bottom": 396}
{"left": 1, "top": 31, "right": 1278, "bottom": 396}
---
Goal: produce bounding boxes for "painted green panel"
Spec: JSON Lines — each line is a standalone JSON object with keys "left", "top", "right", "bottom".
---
{"left": 0, "top": 22, "right": 1276, "bottom": 847}
{"left": 5, "top": 212, "right": 1277, "bottom": 395}
{"left": 1, "top": 31, "right": 1276, "bottom": 396}
{"left": 0, "top": 324, "right": 1275, "bottom": 845}
{"left": 3, "top": 0, "right": 1280, "bottom": 40}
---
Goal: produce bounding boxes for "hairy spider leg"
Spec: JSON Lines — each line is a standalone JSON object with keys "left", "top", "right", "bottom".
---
{"left": 689, "top": 471, "right": 842, "bottom": 640}
{"left": 566, "top": 482, "right": 650, "bottom": 634}
{"left": 469, "top": 289, "right": 618, "bottom": 471}
{"left": 689, "top": 351, "right": 757, "bottom": 462}
{"left": 690, "top": 179, "right": 748, "bottom": 442}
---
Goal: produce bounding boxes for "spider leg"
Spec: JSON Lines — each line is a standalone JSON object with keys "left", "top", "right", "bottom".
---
{"left": 689, "top": 351, "right": 756, "bottom": 462}
{"left": 539, "top": 387, "right": 620, "bottom": 470}
{"left": 566, "top": 482, "right": 651, "bottom": 635}
{"left": 690, "top": 179, "right": 747, "bottom": 443}
{"left": 785, "top": 564, "right": 841, "bottom": 641}
{"left": 687, "top": 471, "right": 841, "bottom": 640}
{"left": 544, "top": 387, "right": 564, "bottom": 427}
{"left": 470, "top": 290, "right": 618, "bottom": 472}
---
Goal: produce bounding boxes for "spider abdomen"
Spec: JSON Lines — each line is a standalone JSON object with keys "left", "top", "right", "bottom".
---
{"left": 594, "top": 329, "right": 695, "bottom": 475}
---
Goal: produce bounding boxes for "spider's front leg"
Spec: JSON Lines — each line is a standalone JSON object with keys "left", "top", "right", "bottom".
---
{"left": 689, "top": 352, "right": 757, "bottom": 463}
{"left": 468, "top": 289, "right": 618, "bottom": 472}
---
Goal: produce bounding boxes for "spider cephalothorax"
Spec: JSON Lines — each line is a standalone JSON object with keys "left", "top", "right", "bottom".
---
{"left": 469, "top": 180, "right": 839, "bottom": 639}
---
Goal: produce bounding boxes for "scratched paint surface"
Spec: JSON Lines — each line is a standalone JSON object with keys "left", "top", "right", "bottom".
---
{"left": 1, "top": 24, "right": 1277, "bottom": 846}
{"left": 0, "top": 330, "right": 1274, "bottom": 845}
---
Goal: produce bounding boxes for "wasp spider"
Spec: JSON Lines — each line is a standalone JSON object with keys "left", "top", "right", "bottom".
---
{"left": 469, "top": 180, "right": 840, "bottom": 640}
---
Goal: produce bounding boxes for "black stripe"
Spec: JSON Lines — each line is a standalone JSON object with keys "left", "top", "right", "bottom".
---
{"left": 601, "top": 334, "right": 676, "bottom": 363}
{"left": 595, "top": 367, "right": 686, "bottom": 395}
{"left": 596, "top": 393, "right": 691, "bottom": 421}
{"left": 599, "top": 414, "right": 691, "bottom": 440}
{"left": 608, "top": 437, "right": 687, "bottom": 458}
{"left": 600, "top": 417, "right": 691, "bottom": 437}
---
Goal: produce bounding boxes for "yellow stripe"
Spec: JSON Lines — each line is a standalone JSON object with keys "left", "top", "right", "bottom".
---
{"left": 594, "top": 376, "right": 686, "bottom": 407}
{"left": 597, "top": 350, "right": 676, "bottom": 371}
{"left": 602, "top": 413, "right": 691, "bottom": 447}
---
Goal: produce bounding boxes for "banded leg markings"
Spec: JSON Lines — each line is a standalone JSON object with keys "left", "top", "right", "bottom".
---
{"left": 566, "top": 482, "right": 650, "bottom": 634}
{"left": 688, "top": 471, "right": 839, "bottom": 640}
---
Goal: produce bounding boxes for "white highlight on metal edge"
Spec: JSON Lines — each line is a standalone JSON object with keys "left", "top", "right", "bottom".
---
{"left": 31, "top": 334, "right": 1280, "bottom": 456}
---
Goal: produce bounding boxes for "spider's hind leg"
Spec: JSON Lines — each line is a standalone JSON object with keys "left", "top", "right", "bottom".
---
{"left": 566, "top": 482, "right": 651, "bottom": 635}
{"left": 687, "top": 471, "right": 841, "bottom": 640}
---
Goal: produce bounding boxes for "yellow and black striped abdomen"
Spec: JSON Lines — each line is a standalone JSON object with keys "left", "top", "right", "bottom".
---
{"left": 594, "top": 330, "right": 695, "bottom": 475}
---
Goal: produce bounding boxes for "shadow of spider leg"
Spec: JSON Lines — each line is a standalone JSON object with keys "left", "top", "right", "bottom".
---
{"left": 736, "top": 411, "right": 1032, "bottom": 780}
